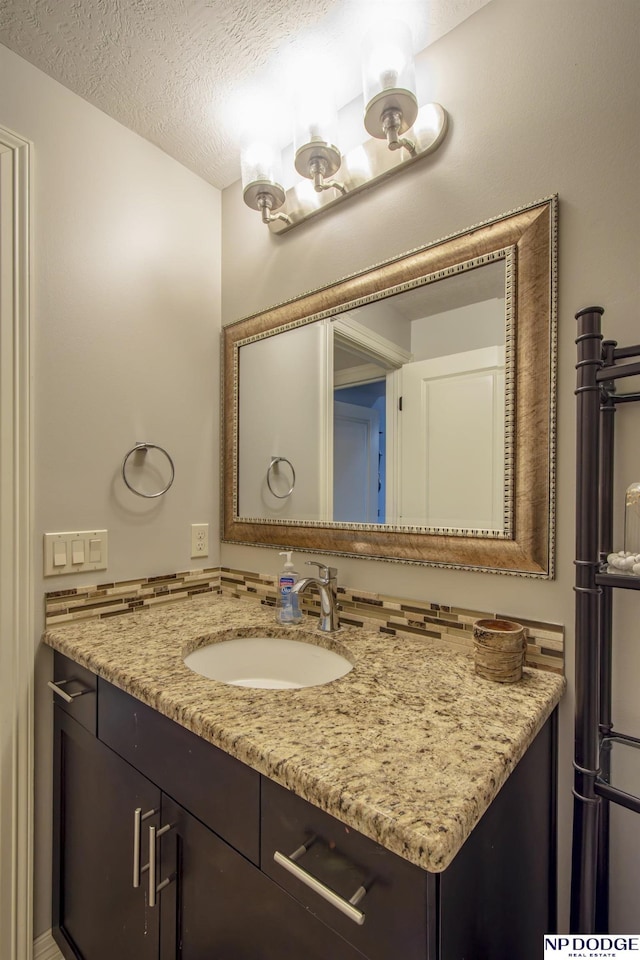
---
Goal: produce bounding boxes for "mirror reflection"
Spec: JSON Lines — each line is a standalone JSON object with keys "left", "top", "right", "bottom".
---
{"left": 224, "top": 196, "right": 557, "bottom": 576}
{"left": 238, "top": 256, "right": 513, "bottom": 536}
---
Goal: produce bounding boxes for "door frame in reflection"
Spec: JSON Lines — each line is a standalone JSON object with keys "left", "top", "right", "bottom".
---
{"left": 323, "top": 315, "right": 408, "bottom": 525}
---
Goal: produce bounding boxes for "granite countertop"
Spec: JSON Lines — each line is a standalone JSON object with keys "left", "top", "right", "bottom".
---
{"left": 43, "top": 593, "right": 565, "bottom": 873}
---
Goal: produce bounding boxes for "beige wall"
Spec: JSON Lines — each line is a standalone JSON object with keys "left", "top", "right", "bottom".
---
{"left": 221, "top": 0, "right": 640, "bottom": 932}
{"left": 0, "top": 48, "right": 221, "bottom": 587}
{"left": 0, "top": 43, "right": 221, "bottom": 936}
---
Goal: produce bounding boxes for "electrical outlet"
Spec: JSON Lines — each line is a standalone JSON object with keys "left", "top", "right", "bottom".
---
{"left": 190, "top": 523, "right": 209, "bottom": 559}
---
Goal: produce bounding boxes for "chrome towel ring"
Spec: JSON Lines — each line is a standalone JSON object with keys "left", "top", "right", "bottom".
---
{"left": 267, "top": 456, "right": 296, "bottom": 499}
{"left": 122, "top": 442, "right": 175, "bottom": 498}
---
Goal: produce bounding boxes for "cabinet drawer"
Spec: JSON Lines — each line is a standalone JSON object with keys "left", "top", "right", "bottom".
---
{"left": 51, "top": 651, "right": 97, "bottom": 735}
{"left": 98, "top": 679, "right": 260, "bottom": 864}
{"left": 261, "top": 777, "right": 435, "bottom": 960}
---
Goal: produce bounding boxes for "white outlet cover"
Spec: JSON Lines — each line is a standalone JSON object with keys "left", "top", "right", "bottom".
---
{"left": 190, "top": 523, "right": 209, "bottom": 559}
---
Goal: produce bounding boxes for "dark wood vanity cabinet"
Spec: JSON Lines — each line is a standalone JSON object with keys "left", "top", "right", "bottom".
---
{"left": 52, "top": 654, "right": 363, "bottom": 960}
{"left": 51, "top": 651, "right": 557, "bottom": 960}
{"left": 53, "top": 709, "right": 160, "bottom": 960}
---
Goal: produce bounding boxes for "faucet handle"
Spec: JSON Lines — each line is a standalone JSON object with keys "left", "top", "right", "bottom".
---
{"left": 305, "top": 561, "right": 337, "bottom": 581}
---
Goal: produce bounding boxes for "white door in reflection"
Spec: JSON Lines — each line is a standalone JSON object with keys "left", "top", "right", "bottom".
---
{"left": 333, "top": 399, "right": 380, "bottom": 523}
{"left": 399, "top": 346, "right": 505, "bottom": 530}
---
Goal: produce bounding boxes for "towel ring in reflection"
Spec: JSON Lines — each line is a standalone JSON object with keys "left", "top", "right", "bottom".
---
{"left": 121, "top": 442, "right": 175, "bottom": 498}
{"left": 267, "top": 456, "right": 296, "bottom": 499}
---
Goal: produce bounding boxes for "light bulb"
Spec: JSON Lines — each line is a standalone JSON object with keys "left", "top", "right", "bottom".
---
{"left": 295, "top": 90, "right": 338, "bottom": 147}
{"left": 293, "top": 89, "right": 344, "bottom": 193}
{"left": 368, "top": 41, "right": 407, "bottom": 91}
{"left": 362, "top": 20, "right": 416, "bottom": 108}
{"left": 362, "top": 20, "right": 418, "bottom": 144}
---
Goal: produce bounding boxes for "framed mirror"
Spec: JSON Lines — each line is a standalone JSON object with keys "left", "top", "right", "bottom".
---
{"left": 222, "top": 196, "right": 557, "bottom": 577}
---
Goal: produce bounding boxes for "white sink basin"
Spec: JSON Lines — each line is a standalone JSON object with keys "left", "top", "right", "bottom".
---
{"left": 183, "top": 636, "right": 353, "bottom": 690}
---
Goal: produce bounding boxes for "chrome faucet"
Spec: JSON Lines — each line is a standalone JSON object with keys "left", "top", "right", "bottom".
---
{"left": 291, "top": 562, "right": 340, "bottom": 632}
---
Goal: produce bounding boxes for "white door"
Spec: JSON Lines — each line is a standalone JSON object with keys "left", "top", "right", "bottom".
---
{"left": 399, "top": 346, "right": 505, "bottom": 530}
{"left": 0, "top": 127, "right": 33, "bottom": 960}
{"left": 333, "top": 400, "right": 380, "bottom": 523}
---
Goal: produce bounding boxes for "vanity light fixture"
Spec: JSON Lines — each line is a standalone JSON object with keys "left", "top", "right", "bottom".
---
{"left": 293, "top": 91, "right": 346, "bottom": 196}
{"left": 241, "top": 20, "right": 448, "bottom": 233}
{"left": 361, "top": 20, "right": 418, "bottom": 157}
{"left": 241, "top": 142, "right": 292, "bottom": 225}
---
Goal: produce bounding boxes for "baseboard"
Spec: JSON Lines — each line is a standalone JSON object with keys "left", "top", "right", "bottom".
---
{"left": 34, "top": 930, "right": 64, "bottom": 960}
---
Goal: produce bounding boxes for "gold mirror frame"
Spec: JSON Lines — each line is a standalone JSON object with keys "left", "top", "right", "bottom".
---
{"left": 222, "top": 196, "right": 557, "bottom": 577}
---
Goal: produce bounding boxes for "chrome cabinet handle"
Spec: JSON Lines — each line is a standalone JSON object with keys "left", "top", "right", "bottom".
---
{"left": 48, "top": 679, "right": 91, "bottom": 704}
{"left": 273, "top": 841, "right": 367, "bottom": 926}
{"left": 132, "top": 807, "right": 156, "bottom": 888}
{"left": 148, "top": 823, "right": 174, "bottom": 907}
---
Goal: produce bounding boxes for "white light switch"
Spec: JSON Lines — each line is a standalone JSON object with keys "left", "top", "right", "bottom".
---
{"left": 53, "top": 540, "right": 67, "bottom": 567}
{"left": 44, "top": 530, "right": 108, "bottom": 576}
{"left": 71, "top": 540, "right": 85, "bottom": 564}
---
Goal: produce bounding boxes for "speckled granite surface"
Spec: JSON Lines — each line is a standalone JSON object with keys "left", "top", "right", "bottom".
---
{"left": 43, "top": 593, "right": 565, "bottom": 873}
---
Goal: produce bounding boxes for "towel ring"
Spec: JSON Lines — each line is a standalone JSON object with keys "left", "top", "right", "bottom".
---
{"left": 122, "top": 442, "right": 175, "bottom": 499}
{"left": 267, "top": 456, "right": 296, "bottom": 499}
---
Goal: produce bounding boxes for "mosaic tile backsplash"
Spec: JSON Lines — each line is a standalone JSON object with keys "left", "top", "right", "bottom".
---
{"left": 45, "top": 566, "right": 564, "bottom": 674}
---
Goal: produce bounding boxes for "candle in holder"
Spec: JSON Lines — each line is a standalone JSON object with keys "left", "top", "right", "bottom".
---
{"left": 472, "top": 618, "right": 526, "bottom": 683}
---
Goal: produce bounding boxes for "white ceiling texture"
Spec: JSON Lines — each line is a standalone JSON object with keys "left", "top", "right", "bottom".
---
{"left": 0, "top": 0, "right": 490, "bottom": 189}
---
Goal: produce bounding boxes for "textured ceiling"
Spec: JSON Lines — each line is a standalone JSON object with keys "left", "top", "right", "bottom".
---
{"left": 0, "top": 0, "right": 490, "bottom": 189}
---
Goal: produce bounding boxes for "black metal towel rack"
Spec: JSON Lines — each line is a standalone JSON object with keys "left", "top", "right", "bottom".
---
{"left": 572, "top": 306, "right": 640, "bottom": 933}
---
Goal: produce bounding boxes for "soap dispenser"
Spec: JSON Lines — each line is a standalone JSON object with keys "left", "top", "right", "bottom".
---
{"left": 276, "top": 551, "right": 304, "bottom": 624}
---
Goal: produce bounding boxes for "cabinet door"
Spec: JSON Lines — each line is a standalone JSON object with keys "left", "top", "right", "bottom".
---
{"left": 53, "top": 708, "right": 161, "bottom": 960}
{"left": 158, "top": 796, "right": 365, "bottom": 960}
{"left": 98, "top": 678, "right": 260, "bottom": 864}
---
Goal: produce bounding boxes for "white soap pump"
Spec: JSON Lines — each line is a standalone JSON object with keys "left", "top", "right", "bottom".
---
{"left": 276, "top": 551, "right": 304, "bottom": 624}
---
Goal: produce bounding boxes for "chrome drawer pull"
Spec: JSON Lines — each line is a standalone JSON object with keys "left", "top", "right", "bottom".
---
{"left": 132, "top": 807, "right": 156, "bottom": 888}
{"left": 148, "top": 823, "right": 174, "bottom": 907}
{"left": 48, "top": 679, "right": 90, "bottom": 704}
{"left": 273, "top": 842, "right": 367, "bottom": 926}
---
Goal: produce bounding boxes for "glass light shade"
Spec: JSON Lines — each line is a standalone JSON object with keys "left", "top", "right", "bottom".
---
{"left": 293, "top": 178, "right": 323, "bottom": 210}
{"left": 241, "top": 141, "right": 287, "bottom": 213}
{"left": 343, "top": 144, "right": 372, "bottom": 186}
{"left": 293, "top": 91, "right": 342, "bottom": 182}
{"left": 240, "top": 142, "right": 283, "bottom": 191}
{"left": 412, "top": 103, "right": 448, "bottom": 152}
{"left": 361, "top": 20, "right": 417, "bottom": 109}
{"left": 293, "top": 92, "right": 339, "bottom": 155}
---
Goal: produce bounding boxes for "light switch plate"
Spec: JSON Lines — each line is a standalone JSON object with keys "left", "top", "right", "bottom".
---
{"left": 44, "top": 530, "right": 108, "bottom": 576}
